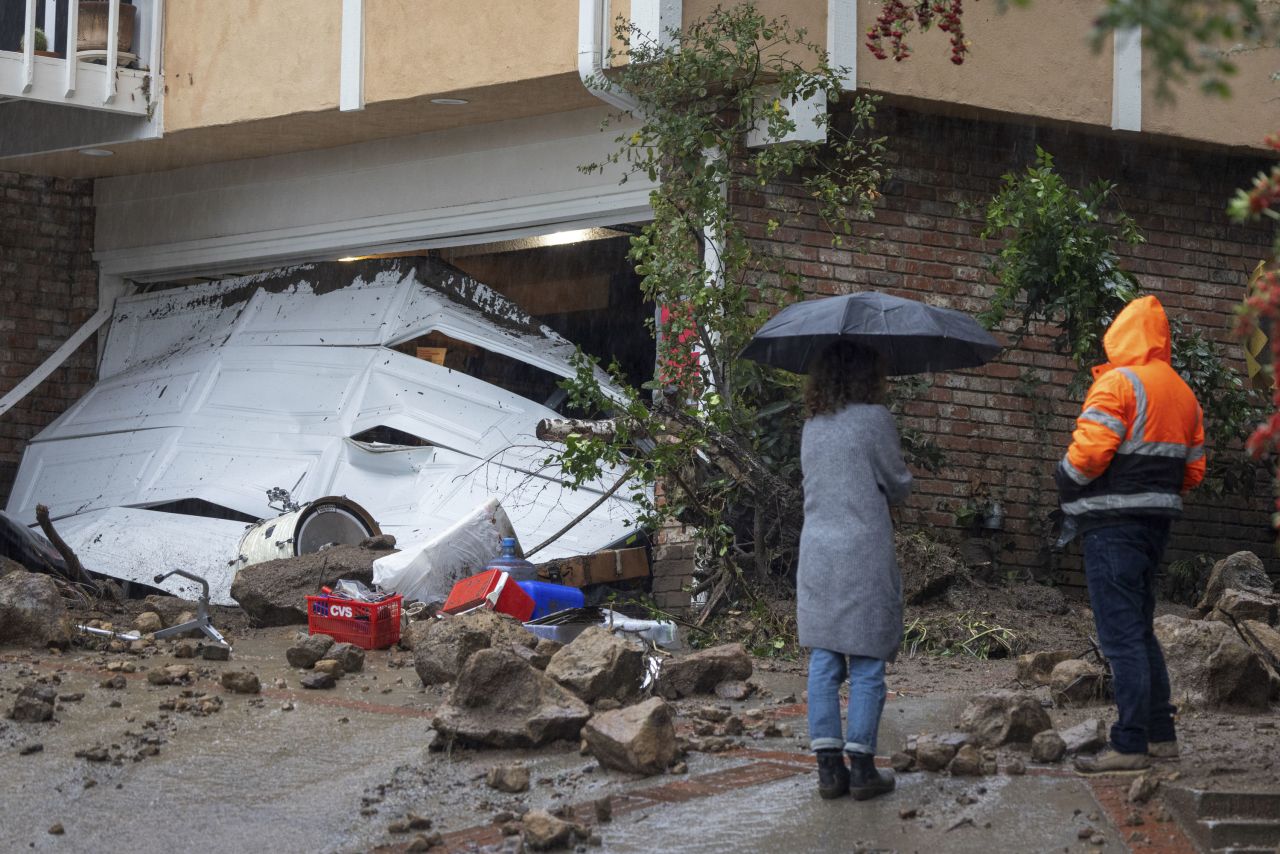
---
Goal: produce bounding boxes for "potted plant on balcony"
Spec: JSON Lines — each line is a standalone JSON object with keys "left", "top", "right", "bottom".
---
{"left": 77, "top": 1, "right": 136, "bottom": 65}
{"left": 20, "top": 28, "right": 61, "bottom": 58}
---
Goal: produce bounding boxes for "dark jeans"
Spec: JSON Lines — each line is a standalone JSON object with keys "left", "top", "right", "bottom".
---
{"left": 1082, "top": 519, "right": 1178, "bottom": 754}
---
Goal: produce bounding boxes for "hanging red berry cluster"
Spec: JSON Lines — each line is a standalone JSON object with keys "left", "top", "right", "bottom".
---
{"left": 866, "top": 0, "right": 970, "bottom": 65}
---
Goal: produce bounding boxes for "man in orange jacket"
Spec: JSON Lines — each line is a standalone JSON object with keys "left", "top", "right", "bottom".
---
{"left": 1054, "top": 295, "right": 1205, "bottom": 775}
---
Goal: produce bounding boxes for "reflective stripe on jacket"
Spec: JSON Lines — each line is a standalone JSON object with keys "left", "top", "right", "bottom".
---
{"left": 1055, "top": 295, "right": 1205, "bottom": 521}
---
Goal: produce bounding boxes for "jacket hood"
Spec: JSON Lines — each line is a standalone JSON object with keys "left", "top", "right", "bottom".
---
{"left": 1093, "top": 295, "right": 1171, "bottom": 378}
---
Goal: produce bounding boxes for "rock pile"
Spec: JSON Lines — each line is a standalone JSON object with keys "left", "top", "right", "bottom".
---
{"left": 230, "top": 540, "right": 397, "bottom": 626}
{"left": 414, "top": 610, "right": 748, "bottom": 777}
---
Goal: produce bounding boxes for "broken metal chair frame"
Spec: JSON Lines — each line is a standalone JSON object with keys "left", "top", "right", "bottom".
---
{"left": 150, "top": 569, "right": 230, "bottom": 648}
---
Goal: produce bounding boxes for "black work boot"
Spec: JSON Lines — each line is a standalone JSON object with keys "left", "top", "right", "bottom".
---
{"left": 815, "top": 749, "right": 850, "bottom": 799}
{"left": 847, "top": 751, "right": 895, "bottom": 801}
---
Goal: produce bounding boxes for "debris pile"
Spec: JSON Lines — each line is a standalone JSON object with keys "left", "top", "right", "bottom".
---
{"left": 232, "top": 541, "right": 397, "bottom": 627}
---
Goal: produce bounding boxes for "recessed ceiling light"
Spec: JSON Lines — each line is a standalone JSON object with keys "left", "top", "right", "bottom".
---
{"left": 430, "top": 98, "right": 469, "bottom": 105}
{"left": 80, "top": 148, "right": 114, "bottom": 157}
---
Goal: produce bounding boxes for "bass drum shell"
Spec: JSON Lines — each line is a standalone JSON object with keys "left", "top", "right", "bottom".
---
{"left": 236, "top": 496, "right": 381, "bottom": 568}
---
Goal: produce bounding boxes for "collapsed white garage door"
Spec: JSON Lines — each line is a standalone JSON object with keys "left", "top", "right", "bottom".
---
{"left": 6, "top": 258, "right": 639, "bottom": 602}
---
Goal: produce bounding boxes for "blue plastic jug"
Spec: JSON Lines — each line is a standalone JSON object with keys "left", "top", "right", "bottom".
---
{"left": 484, "top": 537, "right": 537, "bottom": 582}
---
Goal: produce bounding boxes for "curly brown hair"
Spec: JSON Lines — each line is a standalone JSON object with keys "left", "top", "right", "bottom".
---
{"left": 804, "top": 340, "right": 886, "bottom": 416}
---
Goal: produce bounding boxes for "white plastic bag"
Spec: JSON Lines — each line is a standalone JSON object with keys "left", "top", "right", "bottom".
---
{"left": 372, "top": 498, "right": 516, "bottom": 605}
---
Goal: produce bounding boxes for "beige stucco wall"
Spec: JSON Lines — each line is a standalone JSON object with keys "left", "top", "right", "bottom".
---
{"left": 365, "top": 0, "right": 581, "bottom": 102}
{"left": 151, "top": 0, "right": 1277, "bottom": 153}
{"left": 164, "top": 0, "right": 341, "bottom": 132}
{"left": 1143, "top": 45, "right": 1280, "bottom": 150}
{"left": 856, "top": 0, "right": 1113, "bottom": 128}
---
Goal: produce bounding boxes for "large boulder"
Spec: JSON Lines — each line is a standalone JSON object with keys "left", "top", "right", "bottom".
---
{"left": 545, "top": 627, "right": 646, "bottom": 703}
{"left": 432, "top": 647, "right": 590, "bottom": 748}
{"left": 913, "top": 732, "right": 971, "bottom": 772}
{"left": 1015, "top": 650, "right": 1075, "bottom": 687}
{"left": 1049, "top": 659, "right": 1109, "bottom": 707}
{"left": 1154, "top": 615, "right": 1272, "bottom": 711}
{"left": 1196, "top": 551, "right": 1272, "bottom": 616}
{"left": 0, "top": 570, "right": 71, "bottom": 648}
{"left": 411, "top": 610, "right": 534, "bottom": 686}
{"left": 655, "top": 643, "right": 752, "bottom": 699}
{"left": 229, "top": 544, "right": 393, "bottom": 626}
{"left": 582, "top": 698, "right": 677, "bottom": 776}
{"left": 1209, "top": 589, "right": 1278, "bottom": 627}
{"left": 958, "top": 690, "right": 1052, "bottom": 747}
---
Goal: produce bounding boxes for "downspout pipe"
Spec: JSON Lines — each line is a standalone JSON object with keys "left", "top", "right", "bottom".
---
{"left": 578, "top": 0, "right": 641, "bottom": 114}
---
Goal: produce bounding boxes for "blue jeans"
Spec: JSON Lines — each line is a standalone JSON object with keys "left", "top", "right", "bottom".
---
{"left": 807, "top": 648, "right": 886, "bottom": 755}
{"left": 1083, "top": 519, "right": 1178, "bottom": 754}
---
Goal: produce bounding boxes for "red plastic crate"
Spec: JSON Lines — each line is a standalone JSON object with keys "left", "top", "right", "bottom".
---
{"left": 305, "top": 594, "right": 403, "bottom": 650}
{"left": 441, "top": 569, "right": 535, "bottom": 622}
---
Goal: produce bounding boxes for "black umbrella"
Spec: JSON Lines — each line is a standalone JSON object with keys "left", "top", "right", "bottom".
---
{"left": 740, "top": 291, "right": 1002, "bottom": 375}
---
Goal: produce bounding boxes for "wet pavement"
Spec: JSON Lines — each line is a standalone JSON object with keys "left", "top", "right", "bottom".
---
{"left": 0, "top": 630, "right": 1203, "bottom": 853}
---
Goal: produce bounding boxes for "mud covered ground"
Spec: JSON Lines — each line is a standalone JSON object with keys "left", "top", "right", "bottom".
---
{"left": 0, "top": 583, "right": 1276, "bottom": 852}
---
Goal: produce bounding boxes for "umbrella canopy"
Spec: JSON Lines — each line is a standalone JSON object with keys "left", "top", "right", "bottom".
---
{"left": 741, "top": 291, "right": 1002, "bottom": 375}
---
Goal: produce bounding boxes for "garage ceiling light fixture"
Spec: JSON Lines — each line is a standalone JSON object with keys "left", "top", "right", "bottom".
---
{"left": 430, "top": 98, "right": 469, "bottom": 105}
{"left": 80, "top": 148, "right": 114, "bottom": 157}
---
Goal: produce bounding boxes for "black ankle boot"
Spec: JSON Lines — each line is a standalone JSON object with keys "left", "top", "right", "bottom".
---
{"left": 815, "top": 749, "right": 850, "bottom": 799}
{"left": 847, "top": 752, "right": 895, "bottom": 801}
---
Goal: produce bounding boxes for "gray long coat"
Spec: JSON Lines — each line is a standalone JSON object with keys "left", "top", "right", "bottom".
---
{"left": 796, "top": 403, "right": 913, "bottom": 661}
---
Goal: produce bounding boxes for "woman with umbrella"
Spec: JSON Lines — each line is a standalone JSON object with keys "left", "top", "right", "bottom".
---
{"left": 743, "top": 291, "right": 1001, "bottom": 801}
{"left": 798, "top": 340, "right": 911, "bottom": 800}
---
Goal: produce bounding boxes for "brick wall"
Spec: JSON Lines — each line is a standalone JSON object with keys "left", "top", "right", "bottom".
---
{"left": 0, "top": 171, "right": 98, "bottom": 507}
{"left": 729, "top": 106, "right": 1277, "bottom": 593}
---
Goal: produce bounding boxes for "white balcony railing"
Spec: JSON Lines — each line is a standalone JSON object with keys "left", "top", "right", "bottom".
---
{"left": 1, "top": 0, "right": 162, "bottom": 117}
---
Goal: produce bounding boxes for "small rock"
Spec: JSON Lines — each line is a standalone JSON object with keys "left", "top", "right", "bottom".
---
{"left": 99, "top": 674, "right": 128, "bottom": 691}
{"left": 313, "top": 659, "right": 345, "bottom": 678}
{"left": 1061, "top": 719, "right": 1106, "bottom": 755}
{"left": 714, "top": 680, "right": 755, "bottom": 701}
{"left": 1089, "top": 833, "right": 1105, "bottom": 846}
{"left": 1077, "top": 827, "right": 1093, "bottom": 839}
{"left": 9, "top": 684, "right": 56, "bottom": 722}
{"left": 487, "top": 764, "right": 531, "bottom": 793}
{"left": 523, "top": 809, "right": 573, "bottom": 851}
{"left": 19, "top": 742, "right": 43, "bottom": 755}
{"left": 948, "top": 744, "right": 983, "bottom": 776}
{"left": 1125, "top": 811, "right": 1145, "bottom": 827}
{"left": 406, "top": 833, "right": 442, "bottom": 851}
{"left": 1128, "top": 772, "right": 1159, "bottom": 804}
{"left": 899, "top": 807, "right": 918, "bottom": 820}
{"left": 48, "top": 824, "right": 64, "bottom": 835}
{"left": 1005, "top": 758, "right": 1026, "bottom": 775}
{"left": 670, "top": 760, "right": 688, "bottom": 774}
{"left": 328, "top": 642, "right": 365, "bottom": 673}
{"left": 220, "top": 671, "right": 261, "bottom": 694}
{"left": 134, "top": 612, "right": 164, "bottom": 634}
{"left": 594, "top": 797, "right": 612, "bottom": 823}
{"left": 1030, "top": 730, "right": 1067, "bottom": 763}
{"left": 286, "top": 634, "right": 335, "bottom": 669}
{"left": 407, "top": 814, "right": 432, "bottom": 830}
{"left": 201, "top": 643, "right": 231, "bottom": 662}
{"left": 891, "top": 751, "right": 915, "bottom": 772}
{"left": 301, "top": 672, "right": 336, "bottom": 690}
{"left": 173, "top": 641, "right": 196, "bottom": 659}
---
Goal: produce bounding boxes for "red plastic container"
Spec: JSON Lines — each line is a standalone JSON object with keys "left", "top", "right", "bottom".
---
{"left": 306, "top": 593, "right": 403, "bottom": 650}
{"left": 441, "top": 569, "right": 535, "bottom": 621}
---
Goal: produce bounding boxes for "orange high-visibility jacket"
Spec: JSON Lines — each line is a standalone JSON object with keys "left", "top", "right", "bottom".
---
{"left": 1055, "top": 295, "right": 1205, "bottom": 522}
